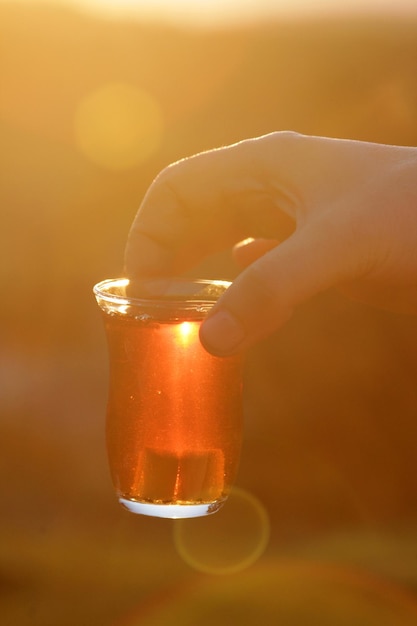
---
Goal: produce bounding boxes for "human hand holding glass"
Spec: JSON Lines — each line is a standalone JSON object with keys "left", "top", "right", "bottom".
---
{"left": 96, "top": 132, "right": 417, "bottom": 519}
{"left": 125, "top": 132, "right": 417, "bottom": 356}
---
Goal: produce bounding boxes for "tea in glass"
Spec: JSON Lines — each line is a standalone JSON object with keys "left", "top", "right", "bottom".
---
{"left": 94, "top": 278, "right": 243, "bottom": 518}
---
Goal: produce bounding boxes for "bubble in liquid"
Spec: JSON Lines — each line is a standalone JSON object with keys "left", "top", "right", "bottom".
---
{"left": 135, "top": 314, "right": 154, "bottom": 323}
{"left": 173, "top": 486, "right": 270, "bottom": 575}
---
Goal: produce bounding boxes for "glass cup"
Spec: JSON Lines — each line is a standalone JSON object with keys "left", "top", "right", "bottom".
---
{"left": 93, "top": 278, "right": 243, "bottom": 519}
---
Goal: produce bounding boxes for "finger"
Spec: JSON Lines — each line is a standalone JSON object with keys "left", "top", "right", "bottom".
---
{"left": 124, "top": 133, "right": 300, "bottom": 278}
{"left": 233, "top": 238, "right": 280, "bottom": 269}
{"left": 200, "top": 219, "right": 357, "bottom": 356}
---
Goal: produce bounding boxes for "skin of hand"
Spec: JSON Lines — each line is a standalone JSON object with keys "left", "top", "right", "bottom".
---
{"left": 125, "top": 132, "right": 417, "bottom": 356}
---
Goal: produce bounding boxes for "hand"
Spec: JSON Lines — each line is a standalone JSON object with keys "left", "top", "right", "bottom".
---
{"left": 125, "top": 132, "right": 417, "bottom": 355}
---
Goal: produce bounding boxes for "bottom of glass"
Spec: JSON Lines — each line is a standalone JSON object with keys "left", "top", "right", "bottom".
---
{"left": 119, "top": 497, "right": 227, "bottom": 519}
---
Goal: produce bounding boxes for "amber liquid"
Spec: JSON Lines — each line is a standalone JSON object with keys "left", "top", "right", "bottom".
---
{"left": 103, "top": 312, "right": 243, "bottom": 507}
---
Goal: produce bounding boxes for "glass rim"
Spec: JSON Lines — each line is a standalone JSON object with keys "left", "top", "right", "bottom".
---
{"left": 93, "top": 277, "right": 231, "bottom": 309}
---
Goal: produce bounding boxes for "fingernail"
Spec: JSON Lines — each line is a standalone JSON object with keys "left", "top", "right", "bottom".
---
{"left": 200, "top": 311, "right": 245, "bottom": 356}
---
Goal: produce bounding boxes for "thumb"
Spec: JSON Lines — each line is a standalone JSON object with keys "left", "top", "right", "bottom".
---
{"left": 200, "top": 220, "right": 356, "bottom": 356}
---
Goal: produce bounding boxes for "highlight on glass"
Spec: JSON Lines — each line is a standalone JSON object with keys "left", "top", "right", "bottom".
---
{"left": 93, "top": 278, "right": 243, "bottom": 519}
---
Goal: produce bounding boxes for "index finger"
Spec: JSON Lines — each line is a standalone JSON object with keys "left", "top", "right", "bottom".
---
{"left": 124, "top": 133, "right": 299, "bottom": 278}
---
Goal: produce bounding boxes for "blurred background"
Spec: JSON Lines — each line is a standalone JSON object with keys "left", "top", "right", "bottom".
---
{"left": 1, "top": 0, "right": 417, "bottom": 624}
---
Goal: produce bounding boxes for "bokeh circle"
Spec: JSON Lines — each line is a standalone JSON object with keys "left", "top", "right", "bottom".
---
{"left": 74, "top": 82, "right": 163, "bottom": 170}
{"left": 173, "top": 486, "right": 270, "bottom": 575}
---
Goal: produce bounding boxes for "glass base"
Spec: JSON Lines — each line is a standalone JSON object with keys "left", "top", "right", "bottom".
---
{"left": 119, "top": 497, "right": 227, "bottom": 519}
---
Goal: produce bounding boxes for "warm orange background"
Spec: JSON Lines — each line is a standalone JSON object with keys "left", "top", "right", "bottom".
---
{"left": 1, "top": 3, "right": 417, "bottom": 624}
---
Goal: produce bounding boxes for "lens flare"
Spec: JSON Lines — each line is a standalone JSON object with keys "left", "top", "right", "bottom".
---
{"left": 115, "top": 559, "right": 417, "bottom": 626}
{"left": 173, "top": 486, "right": 270, "bottom": 575}
{"left": 74, "top": 82, "right": 163, "bottom": 170}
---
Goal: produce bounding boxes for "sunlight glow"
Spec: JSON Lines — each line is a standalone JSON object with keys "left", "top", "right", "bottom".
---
{"left": 74, "top": 83, "right": 163, "bottom": 170}
{"left": 174, "top": 321, "right": 198, "bottom": 348}
{"left": 8, "top": 0, "right": 417, "bottom": 26}
{"left": 85, "top": 0, "right": 417, "bottom": 22}
{"left": 177, "top": 322, "right": 193, "bottom": 346}
{"left": 179, "top": 322, "right": 192, "bottom": 338}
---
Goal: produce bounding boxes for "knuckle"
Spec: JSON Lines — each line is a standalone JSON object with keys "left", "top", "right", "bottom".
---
{"left": 268, "top": 129, "right": 307, "bottom": 146}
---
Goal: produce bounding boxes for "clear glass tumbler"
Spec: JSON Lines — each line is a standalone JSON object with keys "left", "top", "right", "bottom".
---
{"left": 93, "top": 278, "right": 243, "bottom": 519}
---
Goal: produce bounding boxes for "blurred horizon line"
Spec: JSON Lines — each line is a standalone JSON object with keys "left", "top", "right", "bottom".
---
{"left": 2, "top": 0, "right": 417, "bottom": 29}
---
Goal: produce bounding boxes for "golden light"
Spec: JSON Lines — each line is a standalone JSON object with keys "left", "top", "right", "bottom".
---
{"left": 86, "top": 0, "right": 417, "bottom": 21}
{"left": 179, "top": 322, "right": 192, "bottom": 339}
{"left": 74, "top": 82, "right": 164, "bottom": 170}
{"left": 173, "top": 321, "right": 200, "bottom": 348}
{"left": 7, "top": 0, "right": 417, "bottom": 27}
{"left": 175, "top": 321, "right": 195, "bottom": 348}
